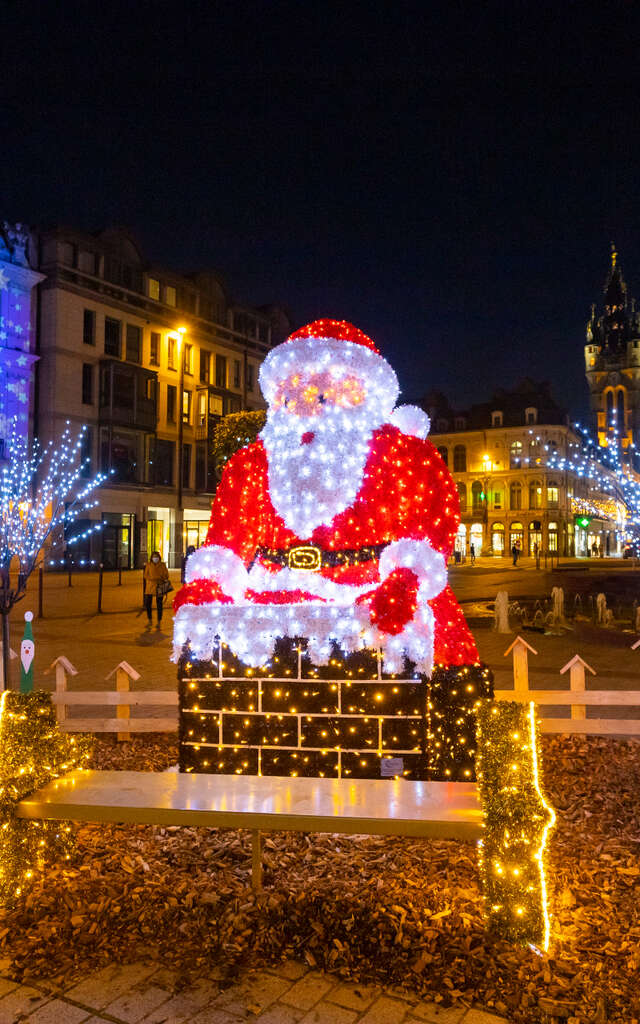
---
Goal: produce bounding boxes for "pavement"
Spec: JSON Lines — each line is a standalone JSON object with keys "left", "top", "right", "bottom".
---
{"left": 0, "top": 959, "right": 508, "bottom": 1024}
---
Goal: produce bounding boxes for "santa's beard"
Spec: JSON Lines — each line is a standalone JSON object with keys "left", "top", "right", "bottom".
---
{"left": 260, "top": 402, "right": 387, "bottom": 538}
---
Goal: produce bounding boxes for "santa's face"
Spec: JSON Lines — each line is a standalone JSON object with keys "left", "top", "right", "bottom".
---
{"left": 260, "top": 367, "right": 386, "bottom": 538}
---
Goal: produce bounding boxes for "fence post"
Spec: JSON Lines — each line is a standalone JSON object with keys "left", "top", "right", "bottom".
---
{"left": 106, "top": 660, "right": 140, "bottom": 742}
{"left": 503, "top": 635, "right": 537, "bottom": 700}
{"left": 560, "top": 654, "right": 595, "bottom": 721}
{"left": 47, "top": 656, "right": 78, "bottom": 729}
{"left": 97, "top": 563, "right": 104, "bottom": 613}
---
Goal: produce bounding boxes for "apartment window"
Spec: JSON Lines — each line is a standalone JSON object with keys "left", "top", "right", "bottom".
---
{"left": 197, "top": 391, "right": 207, "bottom": 427}
{"left": 183, "top": 343, "right": 193, "bottom": 375}
{"left": 493, "top": 488, "right": 503, "bottom": 510}
{"left": 233, "top": 359, "right": 241, "bottom": 388}
{"left": 454, "top": 416, "right": 466, "bottom": 430}
{"left": 510, "top": 440, "right": 523, "bottom": 468}
{"left": 125, "top": 324, "right": 142, "bottom": 363}
{"left": 195, "top": 442, "right": 206, "bottom": 491}
{"left": 510, "top": 482, "right": 522, "bottom": 510}
{"left": 453, "top": 444, "right": 466, "bottom": 472}
{"left": 104, "top": 317, "right": 121, "bottom": 358}
{"left": 147, "top": 277, "right": 160, "bottom": 300}
{"left": 149, "top": 332, "right": 160, "bottom": 366}
{"left": 78, "top": 251, "right": 96, "bottom": 275}
{"left": 471, "top": 481, "right": 484, "bottom": 510}
{"left": 491, "top": 410, "right": 503, "bottom": 427}
{"left": 456, "top": 481, "right": 467, "bottom": 512}
{"left": 168, "top": 337, "right": 177, "bottom": 369}
{"left": 246, "top": 363, "right": 254, "bottom": 391}
{"left": 154, "top": 440, "right": 175, "bottom": 487}
{"left": 437, "top": 446, "right": 448, "bottom": 466}
{"left": 199, "top": 349, "right": 209, "bottom": 383}
{"left": 82, "top": 364, "right": 93, "bottom": 405}
{"left": 165, "top": 285, "right": 176, "bottom": 307}
{"left": 547, "top": 482, "right": 559, "bottom": 507}
{"left": 215, "top": 354, "right": 227, "bottom": 388}
{"left": 83, "top": 309, "right": 96, "bottom": 345}
{"left": 167, "top": 384, "right": 177, "bottom": 423}
{"left": 182, "top": 444, "right": 192, "bottom": 489}
{"left": 182, "top": 389, "right": 192, "bottom": 424}
{"left": 529, "top": 481, "right": 543, "bottom": 509}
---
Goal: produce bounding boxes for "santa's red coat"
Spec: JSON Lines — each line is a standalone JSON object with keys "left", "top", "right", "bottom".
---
{"left": 176, "top": 423, "right": 478, "bottom": 665}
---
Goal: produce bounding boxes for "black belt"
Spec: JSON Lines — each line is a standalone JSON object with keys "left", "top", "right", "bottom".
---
{"left": 251, "top": 542, "right": 388, "bottom": 572}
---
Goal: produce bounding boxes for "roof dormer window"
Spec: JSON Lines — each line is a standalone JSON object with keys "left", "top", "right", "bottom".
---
{"left": 525, "top": 407, "right": 537, "bottom": 425}
{"left": 491, "top": 410, "right": 503, "bottom": 427}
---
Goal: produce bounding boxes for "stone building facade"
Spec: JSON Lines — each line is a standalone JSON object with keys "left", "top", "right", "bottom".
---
{"left": 425, "top": 380, "right": 625, "bottom": 558}
{"left": 31, "top": 225, "right": 291, "bottom": 568}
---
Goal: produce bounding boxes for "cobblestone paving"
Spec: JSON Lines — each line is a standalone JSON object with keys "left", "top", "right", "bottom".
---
{"left": 0, "top": 961, "right": 510, "bottom": 1023}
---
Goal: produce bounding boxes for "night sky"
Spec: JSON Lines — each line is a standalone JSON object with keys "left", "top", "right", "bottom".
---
{"left": 2, "top": 3, "right": 640, "bottom": 421}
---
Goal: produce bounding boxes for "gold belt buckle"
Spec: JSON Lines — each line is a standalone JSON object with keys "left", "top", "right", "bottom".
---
{"left": 287, "top": 545, "right": 322, "bottom": 571}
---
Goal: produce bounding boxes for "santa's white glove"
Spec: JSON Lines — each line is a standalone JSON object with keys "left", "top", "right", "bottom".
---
{"left": 378, "top": 539, "right": 447, "bottom": 600}
{"left": 184, "top": 545, "right": 249, "bottom": 603}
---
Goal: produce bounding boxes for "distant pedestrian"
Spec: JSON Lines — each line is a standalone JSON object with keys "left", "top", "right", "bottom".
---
{"left": 511, "top": 543, "right": 518, "bottom": 566}
{"left": 143, "top": 551, "right": 169, "bottom": 629}
{"left": 470, "top": 542, "right": 476, "bottom": 566}
{"left": 181, "top": 544, "right": 196, "bottom": 584}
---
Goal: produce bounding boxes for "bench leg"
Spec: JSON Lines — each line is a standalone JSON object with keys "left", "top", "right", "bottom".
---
{"left": 251, "top": 830, "right": 263, "bottom": 890}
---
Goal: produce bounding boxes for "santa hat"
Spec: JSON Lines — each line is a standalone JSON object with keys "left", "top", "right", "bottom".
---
{"left": 259, "top": 318, "right": 400, "bottom": 412}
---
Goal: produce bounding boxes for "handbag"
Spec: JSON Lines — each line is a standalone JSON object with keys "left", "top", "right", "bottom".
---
{"left": 156, "top": 578, "right": 174, "bottom": 597}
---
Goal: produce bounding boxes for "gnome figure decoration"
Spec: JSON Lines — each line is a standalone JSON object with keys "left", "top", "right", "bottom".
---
{"left": 20, "top": 611, "right": 35, "bottom": 694}
{"left": 173, "top": 319, "right": 478, "bottom": 674}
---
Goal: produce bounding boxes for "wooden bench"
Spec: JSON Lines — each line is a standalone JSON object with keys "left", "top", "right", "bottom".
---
{"left": 17, "top": 770, "right": 482, "bottom": 888}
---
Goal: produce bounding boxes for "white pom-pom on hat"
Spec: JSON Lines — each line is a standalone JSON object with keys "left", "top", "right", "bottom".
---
{"left": 24, "top": 611, "right": 33, "bottom": 622}
{"left": 389, "top": 404, "right": 430, "bottom": 439}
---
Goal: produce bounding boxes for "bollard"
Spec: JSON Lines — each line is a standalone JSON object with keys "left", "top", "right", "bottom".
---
{"left": 118, "top": 566, "right": 122, "bottom": 586}
{"left": 38, "top": 566, "right": 44, "bottom": 619}
{"left": 97, "top": 563, "right": 104, "bottom": 613}
{"left": 68, "top": 567, "right": 72, "bottom": 587}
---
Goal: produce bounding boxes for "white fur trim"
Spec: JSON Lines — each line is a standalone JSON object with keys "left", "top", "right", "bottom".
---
{"left": 379, "top": 538, "right": 447, "bottom": 602}
{"left": 172, "top": 599, "right": 435, "bottom": 675}
{"left": 185, "top": 545, "right": 248, "bottom": 603}
{"left": 389, "top": 404, "right": 430, "bottom": 439}
{"left": 246, "top": 561, "right": 373, "bottom": 602}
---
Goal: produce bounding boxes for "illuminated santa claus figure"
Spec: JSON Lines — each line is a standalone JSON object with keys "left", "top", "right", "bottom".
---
{"left": 173, "top": 319, "right": 478, "bottom": 673}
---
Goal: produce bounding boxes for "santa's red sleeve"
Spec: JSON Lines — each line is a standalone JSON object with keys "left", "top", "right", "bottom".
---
{"left": 174, "top": 443, "right": 268, "bottom": 611}
{"left": 380, "top": 429, "right": 479, "bottom": 665}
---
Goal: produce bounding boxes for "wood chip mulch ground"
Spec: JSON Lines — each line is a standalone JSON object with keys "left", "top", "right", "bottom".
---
{"left": 0, "top": 735, "right": 638, "bottom": 1024}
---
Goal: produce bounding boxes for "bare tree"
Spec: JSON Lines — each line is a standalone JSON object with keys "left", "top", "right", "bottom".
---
{"left": 0, "top": 424, "right": 104, "bottom": 688}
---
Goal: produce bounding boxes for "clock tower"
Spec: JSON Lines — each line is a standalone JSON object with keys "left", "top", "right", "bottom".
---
{"left": 585, "top": 244, "right": 640, "bottom": 452}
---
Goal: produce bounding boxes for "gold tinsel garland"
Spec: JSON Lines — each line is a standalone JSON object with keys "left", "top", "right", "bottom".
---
{"left": 0, "top": 690, "right": 90, "bottom": 905}
{"left": 475, "top": 700, "right": 556, "bottom": 950}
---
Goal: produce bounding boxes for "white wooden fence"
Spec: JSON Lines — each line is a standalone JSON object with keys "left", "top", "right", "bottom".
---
{"left": 47, "top": 638, "right": 640, "bottom": 740}
{"left": 497, "top": 636, "right": 640, "bottom": 735}
{"left": 49, "top": 658, "right": 178, "bottom": 741}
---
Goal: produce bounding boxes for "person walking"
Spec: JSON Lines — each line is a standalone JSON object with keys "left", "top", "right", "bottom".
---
{"left": 469, "top": 542, "right": 476, "bottom": 566}
{"left": 511, "top": 542, "right": 518, "bottom": 566}
{"left": 143, "top": 551, "right": 169, "bottom": 629}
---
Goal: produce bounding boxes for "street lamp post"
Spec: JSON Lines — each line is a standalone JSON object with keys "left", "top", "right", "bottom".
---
{"left": 176, "top": 327, "right": 186, "bottom": 512}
